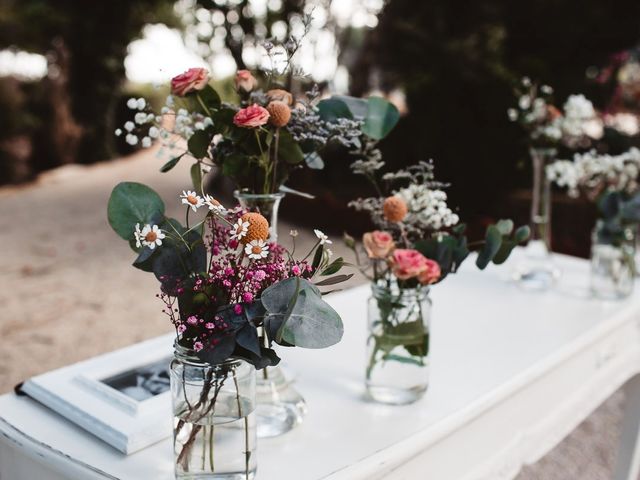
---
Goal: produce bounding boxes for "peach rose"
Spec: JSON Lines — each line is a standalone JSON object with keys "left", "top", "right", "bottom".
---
{"left": 235, "top": 70, "right": 258, "bottom": 93}
{"left": 363, "top": 231, "right": 395, "bottom": 259}
{"left": 233, "top": 104, "right": 270, "bottom": 128}
{"left": 389, "top": 249, "right": 430, "bottom": 280}
{"left": 418, "top": 258, "right": 441, "bottom": 285}
{"left": 266, "top": 89, "right": 294, "bottom": 105}
{"left": 171, "top": 68, "right": 209, "bottom": 96}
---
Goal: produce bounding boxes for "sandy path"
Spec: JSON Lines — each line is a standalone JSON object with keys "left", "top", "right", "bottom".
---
{"left": 0, "top": 149, "right": 356, "bottom": 393}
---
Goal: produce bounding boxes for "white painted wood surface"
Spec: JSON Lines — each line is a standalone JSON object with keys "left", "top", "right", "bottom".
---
{"left": 1, "top": 251, "right": 639, "bottom": 480}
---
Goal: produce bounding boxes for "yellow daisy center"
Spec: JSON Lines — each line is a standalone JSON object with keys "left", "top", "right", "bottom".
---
{"left": 186, "top": 195, "right": 198, "bottom": 205}
{"left": 251, "top": 245, "right": 262, "bottom": 255}
{"left": 145, "top": 231, "right": 157, "bottom": 242}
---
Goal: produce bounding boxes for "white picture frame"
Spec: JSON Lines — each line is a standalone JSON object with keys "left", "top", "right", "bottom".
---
{"left": 21, "top": 334, "right": 175, "bottom": 454}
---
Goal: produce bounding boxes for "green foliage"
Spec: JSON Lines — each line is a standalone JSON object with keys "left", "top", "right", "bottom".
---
{"left": 187, "top": 130, "right": 213, "bottom": 159}
{"left": 260, "top": 277, "right": 344, "bottom": 349}
{"left": 476, "top": 225, "right": 503, "bottom": 269}
{"left": 159, "top": 154, "right": 185, "bottom": 173}
{"left": 107, "top": 182, "right": 165, "bottom": 241}
{"left": 362, "top": 96, "right": 401, "bottom": 140}
{"left": 277, "top": 130, "right": 304, "bottom": 165}
{"left": 317, "top": 95, "right": 400, "bottom": 140}
{"left": 190, "top": 163, "right": 203, "bottom": 194}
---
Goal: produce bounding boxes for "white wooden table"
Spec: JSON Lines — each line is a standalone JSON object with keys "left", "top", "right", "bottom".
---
{"left": 1, "top": 252, "right": 640, "bottom": 480}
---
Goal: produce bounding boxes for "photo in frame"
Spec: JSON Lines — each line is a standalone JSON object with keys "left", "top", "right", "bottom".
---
{"left": 20, "top": 334, "right": 175, "bottom": 454}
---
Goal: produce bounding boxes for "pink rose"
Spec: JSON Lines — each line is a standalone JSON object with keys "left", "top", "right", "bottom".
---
{"left": 363, "top": 230, "right": 395, "bottom": 259}
{"left": 170, "top": 68, "right": 209, "bottom": 96}
{"left": 389, "top": 249, "right": 430, "bottom": 280}
{"left": 418, "top": 259, "right": 441, "bottom": 285}
{"left": 233, "top": 104, "right": 270, "bottom": 128}
{"left": 235, "top": 70, "right": 258, "bottom": 93}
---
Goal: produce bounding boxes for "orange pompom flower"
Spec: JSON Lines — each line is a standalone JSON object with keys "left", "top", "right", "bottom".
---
{"left": 383, "top": 196, "right": 408, "bottom": 223}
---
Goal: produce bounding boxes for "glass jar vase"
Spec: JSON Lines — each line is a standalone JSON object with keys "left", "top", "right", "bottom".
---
{"left": 590, "top": 221, "right": 636, "bottom": 300}
{"left": 234, "top": 190, "right": 285, "bottom": 242}
{"left": 170, "top": 344, "right": 257, "bottom": 479}
{"left": 366, "top": 283, "right": 430, "bottom": 405}
{"left": 234, "top": 190, "right": 307, "bottom": 437}
{"left": 513, "top": 147, "right": 561, "bottom": 291}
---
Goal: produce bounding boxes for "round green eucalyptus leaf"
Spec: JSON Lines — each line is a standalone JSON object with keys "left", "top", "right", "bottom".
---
{"left": 107, "top": 182, "right": 165, "bottom": 240}
{"left": 362, "top": 96, "right": 400, "bottom": 140}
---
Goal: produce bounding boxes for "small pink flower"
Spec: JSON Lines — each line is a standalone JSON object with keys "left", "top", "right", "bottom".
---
{"left": 291, "top": 265, "right": 301, "bottom": 276}
{"left": 170, "top": 68, "right": 209, "bottom": 96}
{"left": 186, "top": 315, "right": 199, "bottom": 325}
{"left": 205, "top": 322, "right": 215, "bottom": 329}
{"left": 233, "top": 104, "right": 270, "bottom": 128}
{"left": 254, "top": 270, "right": 266, "bottom": 281}
{"left": 193, "top": 341, "right": 204, "bottom": 352}
{"left": 229, "top": 239, "right": 239, "bottom": 249}
{"left": 390, "top": 249, "right": 430, "bottom": 280}
{"left": 234, "top": 304, "right": 243, "bottom": 314}
{"left": 234, "top": 70, "right": 258, "bottom": 93}
{"left": 242, "top": 292, "right": 254, "bottom": 303}
{"left": 177, "top": 324, "right": 186, "bottom": 334}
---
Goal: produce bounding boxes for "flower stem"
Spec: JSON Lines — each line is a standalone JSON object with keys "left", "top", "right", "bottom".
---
{"left": 233, "top": 369, "right": 250, "bottom": 480}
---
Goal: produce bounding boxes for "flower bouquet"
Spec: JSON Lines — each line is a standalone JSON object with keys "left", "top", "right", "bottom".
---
{"left": 345, "top": 161, "right": 529, "bottom": 404}
{"left": 115, "top": 51, "right": 400, "bottom": 437}
{"left": 107, "top": 181, "right": 350, "bottom": 478}
{"left": 508, "top": 78, "right": 601, "bottom": 290}
{"left": 117, "top": 60, "right": 398, "bottom": 229}
{"left": 548, "top": 148, "right": 640, "bottom": 298}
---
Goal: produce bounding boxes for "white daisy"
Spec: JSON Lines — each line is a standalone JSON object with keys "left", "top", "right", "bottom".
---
{"left": 134, "top": 223, "right": 165, "bottom": 250}
{"left": 180, "top": 190, "right": 204, "bottom": 212}
{"left": 204, "top": 194, "right": 226, "bottom": 214}
{"left": 230, "top": 219, "right": 250, "bottom": 241}
{"left": 314, "top": 229, "right": 332, "bottom": 245}
{"left": 245, "top": 239, "right": 269, "bottom": 260}
{"left": 134, "top": 223, "right": 143, "bottom": 248}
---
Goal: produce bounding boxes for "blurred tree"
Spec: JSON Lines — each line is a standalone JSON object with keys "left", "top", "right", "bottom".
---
{"left": 351, "top": 0, "right": 640, "bottom": 229}
{"left": 0, "top": 0, "right": 177, "bottom": 169}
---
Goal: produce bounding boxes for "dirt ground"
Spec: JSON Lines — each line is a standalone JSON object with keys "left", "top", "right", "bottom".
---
{"left": 0, "top": 150, "right": 631, "bottom": 479}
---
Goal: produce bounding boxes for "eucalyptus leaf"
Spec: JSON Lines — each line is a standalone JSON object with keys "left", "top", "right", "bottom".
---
{"left": 514, "top": 225, "right": 531, "bottom": 243}
{"left": 261, "top": 278, "right": 343, "bottom": 349}
{"left": 317, "top": 97, "right": 355, "bottom": 122}
{"left": 277, "top": 130, "right": 304, "bottom": 165}
{"left": 476, "top": 225, "right": 503, "bottom": 269}
{"left": 362, "top": 96, "right": 400, "bottom": 140}
{"left": 160, "top": 154, "right": 184, "bottom": 173}
{"left": 495, "top": 219, "right": 514, "bottom": 236}
{"left": 304, "top": 152, "right": 324, "bottom": 170}
{"left": 107, "top": 182, "right": 165, "bottom": 240}
{"left": 187, "top": 130, "right": 212, "bottom": 159}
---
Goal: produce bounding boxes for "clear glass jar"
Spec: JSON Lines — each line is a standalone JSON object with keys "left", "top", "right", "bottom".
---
{"left": 513, "top": 147, "right": 561, "bottom": 291}
{"left": 590, "top": 220, "right": 636, "bottom": 300}
{"left": 234, "top": 190, "right": 307, "bottom": 437}
{"left": 366, "top": 283, "right": 430, "bottom": 405}
{"left": 234, "top": 190, "right": 285, "bottom": 242}
{"left": 170, "top": 344, "right": 257, "bottom": 479}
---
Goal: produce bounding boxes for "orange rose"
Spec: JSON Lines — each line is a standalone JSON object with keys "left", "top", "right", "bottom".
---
{"left": 171, "top": 68, "right": 209, "bottom": 96}
{"left": 235, "top": 70, "right": 258, "bottom": 93}
{"left": 363, "top": 231, "right": 395, "bottom": 259}
{"left": 233, "top": 104, "right": 270, "bottom": 128}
